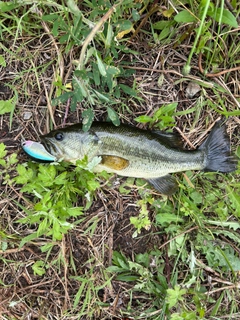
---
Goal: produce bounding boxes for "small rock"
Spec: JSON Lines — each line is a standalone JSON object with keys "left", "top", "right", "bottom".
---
{"left": 186, "top": 82, "right": 201, "bottom": 98}
{"left": 23, "top": 111, "right": 32, "bottom": 120}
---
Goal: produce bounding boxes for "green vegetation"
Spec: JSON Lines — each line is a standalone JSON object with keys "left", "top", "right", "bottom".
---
{"left": 0, "top": 0, "right": 240, "bottom": 319}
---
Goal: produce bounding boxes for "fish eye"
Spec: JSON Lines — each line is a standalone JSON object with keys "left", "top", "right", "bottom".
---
{"left": 55, "top": 132, "right": 64, "bottom": 141}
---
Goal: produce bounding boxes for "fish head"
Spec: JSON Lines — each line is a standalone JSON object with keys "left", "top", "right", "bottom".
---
{"left": 40, "top": 125, "right": 99, "bottom": 162}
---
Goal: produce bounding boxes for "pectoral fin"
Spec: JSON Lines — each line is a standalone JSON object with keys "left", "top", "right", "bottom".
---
{"left": 101, "top": 155, "right": 129, "bottom": 170}
{"left": 148, "top": 175, "right": 178, "bottom": 195}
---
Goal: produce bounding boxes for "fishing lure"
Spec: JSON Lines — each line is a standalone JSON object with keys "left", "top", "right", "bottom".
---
{"left": 21, "top": 140, "right": 56, "bottom": 162}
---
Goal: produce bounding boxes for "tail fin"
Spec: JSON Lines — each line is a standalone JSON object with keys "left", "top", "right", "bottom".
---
{"left": 199, "top": 120, "right": 238, "bottom": 173}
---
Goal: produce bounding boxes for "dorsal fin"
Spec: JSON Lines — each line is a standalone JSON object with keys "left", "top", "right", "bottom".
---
{"left": 152, "top": 130, "right": 183, "bottom": 149}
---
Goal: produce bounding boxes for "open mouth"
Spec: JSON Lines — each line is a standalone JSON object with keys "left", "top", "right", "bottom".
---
{"left": 41, "top": 139, "right": 54, "bottom": 154}
{"left": 41, "top": 138, "right": 62, "bottom": 160}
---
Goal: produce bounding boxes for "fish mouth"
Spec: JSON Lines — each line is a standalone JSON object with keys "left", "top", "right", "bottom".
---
{"left": 41, "top": 138, "right": 61, "bottom": 159}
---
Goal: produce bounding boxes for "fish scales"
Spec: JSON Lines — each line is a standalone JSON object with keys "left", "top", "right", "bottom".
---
{"left": 91, "top": 125, "right": 205, "bottom": 177}
{"left": 22, "top": 120, "right": 237, "bottom": 195}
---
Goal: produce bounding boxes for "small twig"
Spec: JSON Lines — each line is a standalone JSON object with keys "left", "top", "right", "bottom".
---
{"left": 193, "top": 119, "right": 221, "bottom": 146}
{"left": 36, "top": 9, "right": 64, "bottom": 79}
{"left": 123, "top": 65, "right": 183, "bottom": 76}
{"left": 213, "top": 77, "right": 240, "bottom": 110}
{"left": 198, "top": 52, "right": 240, "bottom": 78}
{"left": 61, "top": 235, "right": 70, "bottom": 310}
{"left": 43, "top": 81, "right": 56, "bottom": 128}
{"left": 206, "top": 283, "right": 240, "bottom": 295}
{"left": 158, "top": 226, "right": 199, "bottom": 250}
{"left": 63, "top": 98, "right": 71, "bottom": 127}
{"left": 35, "top": 8, "right": 63, "bottom": 129}
{"left": 78, "top": 4, "right": 118, "bottom": 70}
{"left": 196, "top": 259, "right": 221, "bottom": 277}
{"left": 0, "top": 246, "right": 26, "bottom": 255}
{"left": 182, "top": 173, "right": 195, "bottom": 188}
{"left": 129, "top": 2, "right": 159, "bottom": 41}
{"left": 174, "top": 126, "right": 195, "bottom": 148}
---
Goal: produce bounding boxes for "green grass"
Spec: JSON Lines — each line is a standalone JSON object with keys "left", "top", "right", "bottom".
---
{"left": 0, "top": 0, "right": 240, "bottom": 319}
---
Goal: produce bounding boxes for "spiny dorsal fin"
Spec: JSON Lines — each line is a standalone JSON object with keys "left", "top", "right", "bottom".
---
{"left": 152, "top": 130, "right": 183, "bottom": 149}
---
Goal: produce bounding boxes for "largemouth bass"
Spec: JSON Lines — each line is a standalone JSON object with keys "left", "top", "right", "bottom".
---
{"left": 23, "top": 120, "right": 237, "bottom": 195}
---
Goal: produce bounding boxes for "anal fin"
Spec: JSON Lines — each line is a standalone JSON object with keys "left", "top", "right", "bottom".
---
{"left": 148, "top": 174, "right": 178, "bottom": 195}
{"left": 152, "top": 131, "right": 183, "bottom": 149}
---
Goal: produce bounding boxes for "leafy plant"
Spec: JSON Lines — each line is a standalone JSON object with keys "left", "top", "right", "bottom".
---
{"left": 15, "top": 159, "right": 102, "bottom": 244}
{"left": 108, "top": 250, "right": 209, "bottom": 318}
{"left": 130, "top": 199, "right": 152, "bottom": 237}
{"left": 135, "top": 102, "right": 178, "bottom": 129}
{"left": 0, "top": 0, "right": 143, "bottom": 131}
{"left": 166, "top": 285, "right": 187, "bottom": 309}
{"left": 171, "top": 0, "right": 239, "bottom": 75}
{"left": 44, "top": 0, "right": 145, "bottom": 128}
{"left": 0, "top": 143, "right": 18, "bottom": 184}
{"left": 0, "top": 144, "right": 102, "bottom": 244}
{"left": 32, "top": 260, "right": 47, "bottom": 276}
{"left": 108, "top": 250, "right": 168, "bottom": 297}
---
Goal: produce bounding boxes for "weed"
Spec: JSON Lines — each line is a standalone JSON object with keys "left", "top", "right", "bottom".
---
{"left": 135, "top": 102, "right": 178, "bottom": 129}
{"left": 0, "top": 144, "right": 102, "bottom": 245}
{"left": 42, "top": 0, "right": 148, "bottom": 127}
{"left": 171, "top": 0, "right": 239, "bottom": 75}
